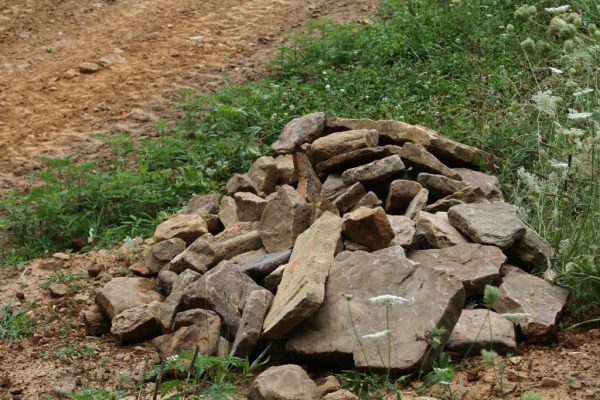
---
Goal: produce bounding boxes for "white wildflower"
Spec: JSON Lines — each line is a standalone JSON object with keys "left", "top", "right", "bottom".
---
{"left": 549, "top": 67, "right": 564, "bottom": 74}
{"left": 532, "top": 90, "right": 561, "bottom": 117}
{"left": 567, "top": 109, "right": 593, "bottom": 120}
{"left": 573, "top": 88, "right": 594, "bottom": 97}
{"left": 166, "top": 354, "right": 179, "bottom": 363}
{"left": 517, "top": 166, "right": 541, "bottom": 193}
{"left": 369, "top": 294, "right": 412, "bottom": 306}
{"left": 501, "top": 312, "right": 531, "bottom": 324}
{"left": 188, "top": 35, "right": 204, "bottom": 43}
{"left": 544, "top": 268, "right": 559, "bottom": 282}
{"left": 325, "top": 84, "right": 331, "bottom": 91}
{"left": 549, "top": 159, "right": 569, "bottom": 169}
{"left": 545, "top": 5, "right": 570, "bottom": 14}
{"left": 362, "top": 330, "right": 390, "bottom": 341}
{"left": 560, "top": 127, "right": 585, "bottom": 137}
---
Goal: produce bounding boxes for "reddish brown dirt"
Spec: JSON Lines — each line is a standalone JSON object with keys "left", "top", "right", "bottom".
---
{"left": 0, "top": 0, "right": 376, "bottom": 191}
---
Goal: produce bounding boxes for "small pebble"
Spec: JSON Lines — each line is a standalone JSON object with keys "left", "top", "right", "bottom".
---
{"left": 15, "top": 292, "right": 25, "bottom": 300}
{"left": 541, "top": 376, "right": 561, "bottom": 388}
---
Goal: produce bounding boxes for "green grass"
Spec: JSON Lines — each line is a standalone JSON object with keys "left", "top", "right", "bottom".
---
{"left": 40, "top": 271, "right": 88, "bottom": 295}
{"left": 0, "top": 0, "right": 598, "bottom": 311}
{"left": 0, "top": 303, "right": 36, "bottom": 342}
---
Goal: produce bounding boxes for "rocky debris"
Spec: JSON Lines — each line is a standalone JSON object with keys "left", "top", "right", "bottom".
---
{"left": 275, "top": 154, "right": 298, "bottom": 185}
{"left": 448, "top": 202, "right": 526, "bottom": 249}
{"left": 111, "top": 301, "right": 161, "bottom": 344}
{"left": 263, "top": 212, "right": 343, "bottom": 339}
{"left": 323, "top": 390, "right": 359, "bottom": 400}
{"left": 152, "top": 214, "right": 208, "bottom": 244}
{"left": 226, "top": 173, "right": 257, "bottom": 195}
{"left": 387, "top": 215, "right": 417, "bottom": 248}
{"left": 141, "top": 247, "right": 167, "bottom": 275}
{"left": 408, "top": 244, "right": 505, "bottom": 296}
{"left": 159, "top": 269, "right": 202, "bottom": 331}
{"left": 236, "top": 249, "right": 292, "bottom": 280}
{"left": 99, "top": 52, "right": 125, "bottom": 66}
{"left": 294, "top": 152, "right": 322, "bottom": 203}
{"left": 446, "top": 309, "right": 516, "bottom": 356}
{"left": 152, "top": 317, "right": 221, "bottom": 360}
{"left": 152, "top": 238, "right": 186, "bottom": 262}
{"left": 83, "top": 304, "right": 111, "bottom": 336}
{"left": 309, "top": 129, "right": 379, "bottom": 163}
{"left": 172, "top": 309, "right": 219, "bottom": 331}
{"left": 385, "top": 179, "right": 423, "bottom": 214}
{"left": 259, "top": 185, "right": 312, "bottom": 252}
{"left": 230, "top": 288, "right": 273, "bottom": 357}
{"left": 234, "top": 192, "right": 269, "bottom": 222}
{"left": 248, "top": 364, "right": 321, "bottom": 400}
{"left": 182, "top": 264, "right": 264, "bottom": 339}
{"left": 218, "top": 195, "right": 239, "bottom": 228}
{"left": 424, "top": 186, "right": 490, "bottom": 213}
{"left": 341, "top": 155, "right": 405, "bottom": 185}
{"left": 157, "top": 270, "right": 178, "bottom": 296}
{"left": 316, "top": 146, "right": 395, "bottom": 175}
{"left": 317, "top": 376, "right": 341, "bottom": 396}
{"left": 342, "top": 207, "right": 394, "bottom": 251}
{"left": 331, "top": 182, "right": 367, "bottom": 213}
{"left": 398, "top": 142, "right": 461, "bottom": 180}
{"left": 181, "top": 194, "right": 220, "bottom": 215}
{"left": 271, "top": 112, "right": 326, "bottom": 154}
{"left": 508, "top": 226, "right": 554, "bottom": 269}
{"left": 351, "top": 191, "right": 382, "bottom": 211}
{"left": 286, "top": 247, "right": 465, "bottom": 373}
{"left": 416, "top": 173, "right": 468, "bottom": 200}
{"left": 453, "top": 168, "right": 503, "bottom": 200}
{"left": 248, "top": 156, "right": 278, "bottom": 194}
{"left": 78, "top": 62, "right": 101, "bottom": 73}
{"left": 48, "top": 283, "right": 68, "bottom": 298}
{"left": 404, "top": 188, "right": 429, "bottom": 219}
{"left": 262, "top": 264, "right": 287, "bottom": 292}
{"left": 494, "top": 266, "right": 568, "bottom": 343}
{"left": 96, "top": 277, "right": 163, "bottom": 320}
{"left": 414, "top": 211, "right": 468, "bottom": 248}
{"left": 321, "top": 173, "right": 346, "bottom": 200}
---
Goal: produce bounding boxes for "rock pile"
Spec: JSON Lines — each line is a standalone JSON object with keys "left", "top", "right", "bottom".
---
{"left": 86, "top": 113, "right": 568, "bottom": 387}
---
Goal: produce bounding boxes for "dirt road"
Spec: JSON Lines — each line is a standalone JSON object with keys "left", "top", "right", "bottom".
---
{"left": 0, "top": 0, "right": 376, "bottom": 190}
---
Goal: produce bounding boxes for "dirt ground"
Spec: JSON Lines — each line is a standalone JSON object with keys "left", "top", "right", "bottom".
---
{"left": 0, "top": 0, "right": 376, "bottom": 191}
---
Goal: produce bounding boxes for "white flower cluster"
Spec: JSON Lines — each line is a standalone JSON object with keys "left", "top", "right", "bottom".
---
{"left": 361, "top": 330, "right": 390, "bottom": 342}
{"left": 532, "top": 90, "right": 561, "bottom": 117}
{"left": 369, "top": 294, "right": 412, "bottom": 306}
{"left": 545, "top": 5, "right": 570, "bottom": 14}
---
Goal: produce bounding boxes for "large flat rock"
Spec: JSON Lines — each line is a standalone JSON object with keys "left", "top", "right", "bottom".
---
{"left": 448, "top": 202, "right": 526, "bottom": 249}
{"left": 341, "top": 155, "right": 405, "bottom": 185}
{"left": 408, "top": 243, "right": 505, "bottom": 296}
{"left": 271, "top": 112, "right": 326, "bottom": 154}
{"left": 414, "top": 211, "right": 468, "bottom": 248}
{"left": 263, "top": 212, "right": 343, "bottom": 339}
{"left": 96, "top": 277, "right": 163, "bottom": 320}
{"left": 286, "top": 246, "right": 465, "bottom": 373}
{"left": 309, "top": 129, "right": 378, "bottom": 163}
{"left": 342, "top": 207, "right": 394, "bottom": 251}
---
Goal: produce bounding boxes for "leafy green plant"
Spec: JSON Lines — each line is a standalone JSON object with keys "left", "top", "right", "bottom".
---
{"left": 67, "top": 389, "right": 126, "bottom": 400}
{"left": 0, "top": 303, "right": 36, "bottom": 342}
{"left": 38, "top": 343, "right": 97, "bottom": 360}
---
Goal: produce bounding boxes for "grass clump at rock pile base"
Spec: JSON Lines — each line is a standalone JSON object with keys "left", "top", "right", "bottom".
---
{"left": 0, "top": 0, "right": 598, "bottom": 312}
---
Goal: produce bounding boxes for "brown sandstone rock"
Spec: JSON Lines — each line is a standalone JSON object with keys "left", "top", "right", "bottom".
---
{"left": 96, "top": 277, "right": 163, "bottom": 319}
{"left": 341, "top": 155, "right": 405, "bottom": 185}
{"left": 248, "top": 364, "right": 321, "bottom": 400}
{"left": 446, "top": 309, "right": 516, "bottom": 356}
{"left": 152, "top": 320, "right": 221, "bottom": 360}
{"left": 111, "top": 301, "right": 161, "bottom": 344}
{"left": 230, "top": 288, "right": 273, "bottom": 357}
{"left": 248, "top": 156, "right": 278, "bottom": 195}
{"left": 397, "top": 142, "right": 461, "bottom": 180}
{"left": 152, "top": 214, "right": 208, "bottom": 244}
{"left": 385, "top": 180, "right": 423, "bottom": 214}
{"left": 271, "top": 112, "right": 327, "bottom": 154}
{"left": 234, "top": 192, "right": 269, "bottom": 222}
{"left": 310, "top": 129, "right": 379, "bottom": 163}
{"left": 342, "top": 207, "right": 394, "bottom": 251}
{"left": 218, "top": 195, "right": 239, "bottom": 228}
{"left": 415, "top": 211, "right": 468, "bottom": 248}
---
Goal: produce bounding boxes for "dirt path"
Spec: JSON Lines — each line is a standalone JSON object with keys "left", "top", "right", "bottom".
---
{"left": 0, "top": 0, "right": 376, "bottom": 190}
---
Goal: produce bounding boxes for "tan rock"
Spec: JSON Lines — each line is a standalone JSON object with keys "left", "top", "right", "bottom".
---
{"left": 398, "top": 142, "right": 461, "bottom": 180}
{"left": 453, "top": 168, "right": 503, "bottom": 200}
{"left": 180, "top": 194, "right": 220, "bottom": 215}
{"left": 271, "top": 112, "right": 327, "bottom": 154}
{"left": 230, "top": 289, "right": 273, "bottom": 357}
{"left": 341, "top": 155, "right": 405, "bottom": 185}
{"left": 350, "top": 191, "right": 382, "bottom": 211}
{"left": 275, "top": 154, "right": 298, "bottom": 185}
{"left": 424, "top": 186, "right": 490, "bottom": 213}
{"left": 317, "top": 376, "right": 341, "bottom": 396}
{"left": 111, "top": 301, "right": 161, "bottom": 344}
{"left": 321, "top": 173, "right": 346, "bottom": 200}
{"left": 385, "top": 180, "right": 423, "bottom": 214}
{"left": 96, "top": 277, "right": 163, "bottom": 319}
{"left": 249, "top": 364, "right": 321, "bottom": 400}
{"left": 315, "top": 146, "right": 396, "bottom": 175}
{"left": 234, "top": 192, "right": 269, "bottom": 222}
{"left": 415, "top": 211, "right": 468, "bottom": 248}
{"left": 310, "top": 129, "right": 379, "bottom": 163}
{"left": 331, "top": 182, "right": 367, "bottom": 213}
{"left": 323, "top": 390, "right": 358, "bottom": 400}
{"left": 416, "top": 173, "right": 467, "bottom": 199}
{"left": 343, "top": 207, "right": 394, "bottom": 251}
{"left": 248, "top": 156, "right": 278, "bottom": 195}
{"left": 172, "top": 309, "right": 219, "bottom": 331}
{"left": 159, "top": 269, "right": 202, "bottom": 331}
{"left": 83, "top": 304, "right": 110, "bottom": 336}
{"left": 388, "top": 215, "right": 416, "bottom": 248}
{"left": 262, "top": 264, "right": 287, "bottom": 292}
{"left": 263, "top": 212, "right": 343, "bottom": 339}
{"left": 226, "top": 173, "right": 257, "bottom": 195}
{"left": 152, "top": 214, "right": 208, "bottom": 244}
{"left": 218, "top": 196, "right": 239, "bottom": 228}
{"left": 152, "top": 238, "right": 186, "bottom": 262}
{"left": 404, "top": 188, "right": 429, "bottom": 219}
{"left": 294, "top": 152, "right": 322, "bottom": 203}
{"left": 152, "top": 320, "right": 221, "bottom": 360}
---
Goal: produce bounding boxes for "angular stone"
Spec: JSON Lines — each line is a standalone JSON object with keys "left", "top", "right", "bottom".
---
{"left": 218, "top": 336, "right": 232, "bottom": 357}
{"left": 263, "top": 212, "right": 343, "bottom": 339}
{"left": 414, "top": 211, "right": 468, "bottom": 248}
{"left": 216, "top": 248, "right": 267, "bottom": 270}
{"left": 111, "top": 301, "right": 161, "bottom": 344}
{"left": 494, "top": 266, "right": 568, "bottom": 343}
{"left": 218, "top": 196, "right": 239, "bottom": 228}
{"left": 453, "top": 168, "right": 503, "bottom": 200}
{"left": 416, "top": 173, "right": 468, "bottom": 200}
{"left": 226, "top": 173, "right": 257, "bottom": 195}
{"left": 83, "top": 304, "right": 111, "bottom": 336}
{"left": 96, "top": 277, "right": 163, "bottom": 319}
{"left": 173, "top": 309, "right": 220, "bottom": 331}
{"left": 159, "top": 269, "right": 202, "bottom": 331}
{"left": 259, "top": 185, "right": 312, "bottom": 252}
{"left": 275, "top": 154, "right": 298, "bottom": 185}
{"left": 398, "top": 143, "right": 461, "bottom": 180}
{"left": 331, "top": 182, "right": 367, "bottom": 213}
{"left": 294, "top": 152, "right": 322, "bottom": 203}
{"left": 231, "top": 289, "right": 273, "bottom": 357}
{"left": 508, "top": 226, "right": 554, "bottom": 270}
{"left": 152, "top": 321, "right": 221, "bottom": 360}
{"left": 343, "top": 240, "right": 370, "bottom": 252}
{"left": 262, "top": 264, "right": 286, "bottom": 292}
{"left": 157, "top": 270, "right": 178, "bottom": 296}
{"left": 248, "top": 364, "right": 321, "bottom": 400}
{"left": 448, "top": 202, "right": 526, "bottom": 249}
{"left": 404, "top": 188, "right": 429, "bottom": 219}
{"left": 315, "top": 146, "right": 396, "bottom": 175}
{"left": 342, "top": 207, "right": 394, "bottom": 251}
{"left": 248, "top": 156, "right": 278, "bottom": 195}
{"left": 236, "top": 249, "right": 292, "bottom": 280}
{"left": 350, "top": 191, "right": 382, "bottom": 212}
{"left": 324, "top": 390, "right": 359, "bottom": 400}
{"left": 424, "top": 186, "right": 490, "bottom": 213}
{"left": 79, "top": 62, "right": 101, "bottom": 73}
{"left": 408, "top": 243, "right": 505, "bottom": 296}
{"left": 446, "top": 309, "right": 516, "bottom": 356}
{"left": 317, "top": 376, "right": 341, "bottom": 396}
{"left": 321, "top": 174, "right": 346, "bottom": 201}
{"left": 48, "top": 283, "right": 68, "bottom": 298}
{"left": 152, "top": 214, "right": 208, "bottom": 245}
{"left": 271, "top": 112, "right": 327, "bottom": 154}
{"left": 182, "top": 263, "right": 264, "bottom": 340}
{"left": 215, "top": 221, "right": 259, "bottom": 241}
{"left": 385, "top": 180, "right": 423, "bottom": 214}
{"left": 286, "top": 247, "right": 465, "bottom": 373}
{"left": 129, "top": 262, "right": 153, "bottom": 277}
{"left": 310, "top": 129, "right": 379, "bottom": 163}
{"left": 341, "top": 155, "right": 405, "bottom": 185}
{"left": 181, "top": 194, "right": 220, "bottom": 215}
{"left": 141, "top": 246, "right": 166, "bottom": 274}
{"left": 388, "top": 215, "right": 416, "bottom": 248}
{"left": 168, "top": 234, "right": 222, "bottom": 273}
{"left": 325, "top": 118, "right": 495, "bottom": 169}
{"left": 152, "top": 238, "right": 186, "bottom": 262}
{"left": 234, "top": 192, "right": 269, "bottom": 222}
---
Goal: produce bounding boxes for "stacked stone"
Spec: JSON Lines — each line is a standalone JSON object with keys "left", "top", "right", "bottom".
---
{"left": 84, "top": 113, "right": 568, "bottom": 382}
